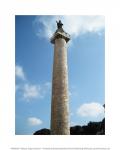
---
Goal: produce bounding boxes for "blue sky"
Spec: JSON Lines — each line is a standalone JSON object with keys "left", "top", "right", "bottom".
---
{"left": 15, "top": 15, "right": 105, "bottom": 135}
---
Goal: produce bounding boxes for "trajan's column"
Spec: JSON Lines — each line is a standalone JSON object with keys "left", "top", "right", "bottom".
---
{"left": 50, "top": 20, "right": 70, "bottom": 135}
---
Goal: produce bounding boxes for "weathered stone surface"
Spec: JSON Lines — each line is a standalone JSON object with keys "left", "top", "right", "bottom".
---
{"left": 50, "top": 31, "right": 70, "bottom": 135}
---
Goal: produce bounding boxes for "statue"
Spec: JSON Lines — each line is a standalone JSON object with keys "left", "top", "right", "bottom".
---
{"left": 56, "top": 20, "right": 63, "bottom": 29}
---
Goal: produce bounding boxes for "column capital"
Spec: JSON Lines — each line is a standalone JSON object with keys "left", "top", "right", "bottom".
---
{"left": 50, "top": 20, "right": 70, "bottom": 44}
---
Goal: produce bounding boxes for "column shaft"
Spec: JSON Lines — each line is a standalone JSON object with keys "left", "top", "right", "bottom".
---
{"left": 51, "top": 38, "right": 70, "bottom": 135}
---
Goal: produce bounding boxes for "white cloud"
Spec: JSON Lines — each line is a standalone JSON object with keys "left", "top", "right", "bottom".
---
{"left": 77, "top": 102, "right": 104, "bottom": 117}
{"left": 27, "top": 117, "right": 43, "bottom": 126}
{"left": 16, "top": 82, "right": 51, "bottom": 101}
{"left": 35, "top": 15, "right": 105, "bottom": 39}
{"left": 15, "top": 64, "right": 51, "bottom": 101}
{"left": 15, "top": 65, "right": 25, "bottom": 80}
{"left": 23, "top": 82, "right": 51, "bottom": 100}
{"left": 23, "top": 83, "right": 41, "bottom": 99}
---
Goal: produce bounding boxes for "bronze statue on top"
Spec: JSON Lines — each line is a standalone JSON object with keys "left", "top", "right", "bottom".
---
{"left": 51, "top": 20, "right": 70, "bottom": 44}
{"left": 56, "top": 20, "right": 64, "bottom": 32}
{"left": 56, "top": 20, "right": 63, "bottom": 29}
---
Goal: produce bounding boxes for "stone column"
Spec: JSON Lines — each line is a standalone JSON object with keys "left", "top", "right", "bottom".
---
{"left": 50, "top": 21, "right": 70, "bottom": 135}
